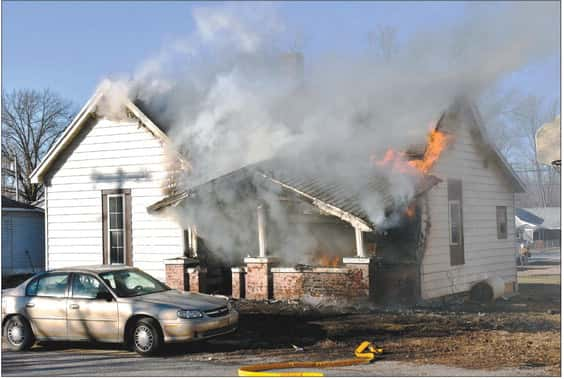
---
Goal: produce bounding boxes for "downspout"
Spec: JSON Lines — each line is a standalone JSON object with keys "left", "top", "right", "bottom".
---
{"left": 43, "top": 182, "right": 49, "bottom": 271}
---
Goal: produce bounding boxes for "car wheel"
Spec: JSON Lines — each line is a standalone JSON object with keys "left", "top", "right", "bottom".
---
{"left": 132, "top": 318, "right": 162, "bottom": 356}
{"left": 4, "top": 315, "right": 35, "bottom": 351}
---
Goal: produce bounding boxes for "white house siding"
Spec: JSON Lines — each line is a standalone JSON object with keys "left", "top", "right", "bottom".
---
{"left": 1, "top": 210, "right": 45, "bottom": 275}
{"left": 45, "top": 118, "right": 184, "bottom": 280}
{"left": 421, "top": 115, "right": 517, "bottom": 299}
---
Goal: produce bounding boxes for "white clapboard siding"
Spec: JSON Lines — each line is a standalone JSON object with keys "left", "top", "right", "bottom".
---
{"left": 420, "top": 114, "right": 518, "bottom": 299}
{"left": 46, "top": 118, "right": 183, "bottom": 281}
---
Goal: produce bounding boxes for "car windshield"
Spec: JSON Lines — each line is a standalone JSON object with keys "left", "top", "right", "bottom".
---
{"left": 99, "top": 269, "right": 170, "bottom": 298}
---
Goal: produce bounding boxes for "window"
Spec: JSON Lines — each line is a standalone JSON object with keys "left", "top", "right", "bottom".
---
{"left": 496, "top": 206, "right": 508, "bottom": 239}
{"left": 26, "top": 273, "right": 69, "bottom": 298}
{"left": 108, "top": 195, "right": 125, "bottom": 264}
{"left": 71, "top": 274, "right": 112, "bottom": 300}
{"left": 448, "top": 200, "right": 462, "bottom": 245}
{"left": 102, "top": 189, "right": 132, "bottom": 265}
{"left": 448, "top": 179, "right": 465, "bottom": 265}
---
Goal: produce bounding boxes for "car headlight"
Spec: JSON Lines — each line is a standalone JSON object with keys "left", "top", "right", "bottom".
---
{"left": 177, "top": 309, "right": 204, "bottom": 319}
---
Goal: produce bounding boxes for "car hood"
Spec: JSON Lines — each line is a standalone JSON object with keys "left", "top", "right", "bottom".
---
{"left": 136, "top": 290, "right": 228, "bottom": 311}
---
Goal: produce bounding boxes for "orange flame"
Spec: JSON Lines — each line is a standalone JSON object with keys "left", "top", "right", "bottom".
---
{"left": 372, "top": 129, "right": 449, "bottom": 175}
{"left": 407, "top": 130, "right": 449, "bottom": 173}
{"left": 316, "top": 255, "right": 341, "bottom": 267}
{"left": 405, "top": 204, "right": 416, "bottom": 218}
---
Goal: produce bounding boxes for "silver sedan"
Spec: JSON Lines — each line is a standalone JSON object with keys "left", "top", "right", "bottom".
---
{"left": 1, "top": 265, "right": 238, "bottom": 355}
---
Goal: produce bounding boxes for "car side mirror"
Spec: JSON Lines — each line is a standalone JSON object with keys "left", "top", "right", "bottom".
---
{"left": 96, "top": 291, "right": 114, "bottom": 301}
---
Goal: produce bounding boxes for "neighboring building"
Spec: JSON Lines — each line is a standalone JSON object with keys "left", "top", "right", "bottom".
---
{"left": 1, "top": 196, "right": 45, "bottom": 277}
{"left": 516, "top": 207, "right": 561, "bottom": 248}
{"left": 1, "top": 152, "right": 18, "bottom": 200}
{"left": 31, "top": 87, "right": 525, "bottom": 302}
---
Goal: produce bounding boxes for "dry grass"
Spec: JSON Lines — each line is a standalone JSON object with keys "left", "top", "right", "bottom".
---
{"left": 382, "top": 330, "right": 560, "bottom": 375}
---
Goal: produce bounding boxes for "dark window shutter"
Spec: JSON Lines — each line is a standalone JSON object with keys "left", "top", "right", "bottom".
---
{"left": 496, "top": 206, "right": 508, "bottom": 239}
{"left": 448, "top": 179, "right": 465, "bottom": 265}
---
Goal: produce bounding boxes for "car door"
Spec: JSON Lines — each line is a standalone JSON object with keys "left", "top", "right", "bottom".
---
{"left": 67, "top": 273, "right": 119, "bottom": 342}
{"left": 24, "top": 273, "right": 69, "bottom": 339}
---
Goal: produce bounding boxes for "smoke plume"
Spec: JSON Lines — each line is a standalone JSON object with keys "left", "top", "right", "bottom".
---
{"left": 99, "top": 2, "right": 559, "bottom": 263}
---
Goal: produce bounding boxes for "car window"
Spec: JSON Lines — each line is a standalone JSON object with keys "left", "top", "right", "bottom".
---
{"left": 72, "top": 274, "right": 111, "bottom": 300}
{"left": 27, "top": 274, "right": 69, "bottom": 298}
{"left": 100, "top": 269, "right": 169, "bottom": 297}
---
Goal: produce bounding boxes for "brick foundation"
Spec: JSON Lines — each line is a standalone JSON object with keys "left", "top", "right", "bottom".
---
{"left": 187, "top": 267, "right": 207, "bottom": 293}
{"left": 165, "top": 261, "right": 187, "bottom": 291}
{"left": 164, "top": 257, "right": 203, "bottom": 292}
{"left": 272, "top": 271, "right": 305, "bottom": 300}
{"left": 244, "top": 257, "right": 278, "bottom": 300}
{"left": 342, "top": 257, "right": 373, "bottom": 298}
{"left": 272, "top": 265, "right": 372, "bottom": 301}
{"left": 231, "top": 267, "right": 246, "bottom": 299}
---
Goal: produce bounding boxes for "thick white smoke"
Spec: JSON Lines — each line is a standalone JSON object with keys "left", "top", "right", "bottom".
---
{"left": 99, "top": 2, "right": 559, "bottom": 263}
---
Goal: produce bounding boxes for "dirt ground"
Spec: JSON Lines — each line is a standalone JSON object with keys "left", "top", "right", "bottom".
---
{"left": 173, "top": 257, "right": 560, "bottom": 376}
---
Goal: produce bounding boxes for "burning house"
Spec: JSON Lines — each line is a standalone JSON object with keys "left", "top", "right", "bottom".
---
{"left": 147, "top": 101, "right": 525, "bottom": 304}
{"left": 30, "top": 82, "right": 525, "bottom": 304}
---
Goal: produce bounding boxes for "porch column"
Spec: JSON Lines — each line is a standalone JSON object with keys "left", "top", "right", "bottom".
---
{"left": 355, "top": 227, "right": 366, "bottom": 258}
{"left": 257, "top": 204, "right": 267, "bottom": 258}
{"left": 242, "top": 203, "right": 278, "bottom": 300}
{"left": 189, "top": 226, "right": 198, "bottom": 257}
{"left": 164, "top": 257, "right": 202, "bottom": 292}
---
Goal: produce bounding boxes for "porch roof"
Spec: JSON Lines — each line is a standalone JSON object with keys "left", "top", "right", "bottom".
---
{"left": 147, "top": 158, "right": 441, "bottom": 231}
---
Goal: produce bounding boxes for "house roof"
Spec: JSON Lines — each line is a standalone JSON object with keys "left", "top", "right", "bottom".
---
{"left": 132, "top": 99, "right": 173, "bottom": 135}
{"left": 30, "top": 84, "right": 525, "bottom": 208}
{"left": 147, "top": 157, "right": 442, "bottom": 231}
{"left": 29, "top": 82, "right": 179, "bottom": 184}
{"left": 522, "top": 207, "right": 561, "bottom": 230}
{"left": 2, "top": 196, "right": 44, "bottom": 212}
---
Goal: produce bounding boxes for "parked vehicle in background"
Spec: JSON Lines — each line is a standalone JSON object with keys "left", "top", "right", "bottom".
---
{"left": 1, "top": 265, "right": 238, "bottom": 355}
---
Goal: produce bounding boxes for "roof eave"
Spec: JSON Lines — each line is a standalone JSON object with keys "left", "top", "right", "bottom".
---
{"left": 30, "top": 86, "right": 188, "bottom": 184}
{"left": 30, "top": 90, "right": 104, "bottom": 184}
{"left": 255, "top": 172, "right": 374, "bottom": 232}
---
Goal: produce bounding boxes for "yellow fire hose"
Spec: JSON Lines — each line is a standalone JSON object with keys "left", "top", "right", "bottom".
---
{"left": 238, "top": 341, "right": 383, "bottom": 377}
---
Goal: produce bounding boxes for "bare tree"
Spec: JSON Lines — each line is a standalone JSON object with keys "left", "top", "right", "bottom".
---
{"left": 2, "top": 88, "right": 75, "bottom": 203}
{"left": 510, "top": 95, "right": 560, "bottom": 207}
{"left": 481, "top": 91, "right": 560, "bottom": 207}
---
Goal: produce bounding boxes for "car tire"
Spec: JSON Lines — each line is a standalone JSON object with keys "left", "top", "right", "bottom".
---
{"left": 4, "top": 315, "right": 35, "bottom": 351}
{"left": 131, "top": 318, "right": 162, "bottom": 356}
